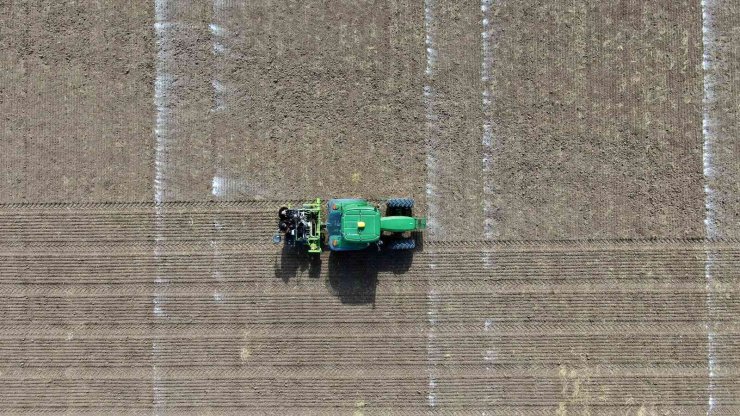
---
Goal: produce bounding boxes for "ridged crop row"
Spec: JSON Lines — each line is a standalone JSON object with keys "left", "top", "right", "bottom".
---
{"left": 0, "top": 376, "right": 735, "bottom": 407}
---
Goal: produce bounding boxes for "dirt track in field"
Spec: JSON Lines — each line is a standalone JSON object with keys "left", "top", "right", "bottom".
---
{"left": 1, "top": 0, "right": 739, "bottom": 414}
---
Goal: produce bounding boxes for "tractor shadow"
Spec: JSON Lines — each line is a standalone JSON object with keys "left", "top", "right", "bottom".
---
{"left": 274, "top": 231, "right": 423, "bottom": 304}
{"left": 326, "top": 247, "right": 415, "bottom": 306}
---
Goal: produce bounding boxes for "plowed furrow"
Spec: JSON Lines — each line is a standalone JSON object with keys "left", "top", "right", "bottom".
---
{"left": 1, "top": 376, "right": 736, "bottom": 407}
{"left": 0, "top": 211, "right": 275, "bottom": 243}
{"left": 1, "top": 321, "right": 724, "bottom": 337}
{"left": 1, "top": 291, "right": 734, "bottom": 324}
{"left": 0, "top": 280, "right": 725, "bottom": 296}
{"left": 2, "top": 250, "right": 737, "bottom": 284}
{"left": 1, "top": 334, "right": 734, "bottom": 368}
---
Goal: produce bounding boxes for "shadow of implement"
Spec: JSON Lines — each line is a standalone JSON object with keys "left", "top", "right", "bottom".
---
{"left": 274, "top": 244, "right": 322, "bottom": 282}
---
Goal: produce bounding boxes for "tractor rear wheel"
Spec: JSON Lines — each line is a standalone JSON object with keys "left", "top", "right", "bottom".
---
{"left": 386, "top": 198, "right": 414, "bottom": 209}
{"left": 387, "top": 238, "right": 416, "bottom": 251}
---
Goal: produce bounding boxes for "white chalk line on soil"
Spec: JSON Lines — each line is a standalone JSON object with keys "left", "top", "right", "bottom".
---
{"left": 424, "top": 0, "right": 440, "bottom": 239}
{"left": 209, "top": 0, "right": 230, "bottom": 305}
{"left": 483, "top": 318, "right": 496, "bottom": 371}
{"left": 423, "top": 0, "right": 440, "bottom": 408}
{"left": 153, "top": 0, "right": 171, "bottom": 413}
{"left": 480, "top": 1, "right": 498, "bottom": 390}
{"left": 701, "top": 0, "right": 718, "bottom": 414}
{"left": 481, "top": 0, "right": 495, "bottom": 242}
{"left": 209, "top": 18, "right": 227, "bottom": 113}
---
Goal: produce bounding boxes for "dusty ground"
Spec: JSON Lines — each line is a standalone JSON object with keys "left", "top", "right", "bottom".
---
{"left": 0, "top": 0, "right": 738, "bottom": 414}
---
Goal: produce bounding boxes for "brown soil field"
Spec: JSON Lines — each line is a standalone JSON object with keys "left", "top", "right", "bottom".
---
{"left": 0, "top": 0, "right": 738, "bottom": 414}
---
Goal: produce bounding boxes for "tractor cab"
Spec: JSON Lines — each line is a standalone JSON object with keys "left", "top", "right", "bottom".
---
{"left": 326, "top": 199, "right": 381, "bottom": 251}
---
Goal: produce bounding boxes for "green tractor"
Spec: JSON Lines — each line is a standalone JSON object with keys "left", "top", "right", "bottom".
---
{"left": 273, "top": 198, "right": 426, "bottom": 253}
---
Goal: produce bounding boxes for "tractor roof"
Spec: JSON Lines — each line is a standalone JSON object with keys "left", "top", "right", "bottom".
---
{"left": 341, "top": 206, "right": 381, "bottom": 243}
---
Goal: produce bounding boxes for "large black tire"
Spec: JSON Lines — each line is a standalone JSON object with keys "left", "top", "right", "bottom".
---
{"left": 386, "top": 238, "right": 416, "bottom": 251}
{"left": 386, "top": 198, "right": 414, "bottom": 209}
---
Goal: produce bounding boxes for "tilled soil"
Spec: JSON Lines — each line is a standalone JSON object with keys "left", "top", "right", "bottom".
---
{"left": 1, "top": 203, "right": 738, "bottom": 413}
{"left": 484, "top": 0, "right": 706, "bottom": 240}
{"left": 0, "top": 0, "right": 738, "bottom": 414}
{"left": 0, "top": 1, "right": 154, "bottom": 202}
